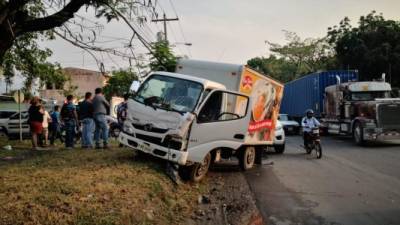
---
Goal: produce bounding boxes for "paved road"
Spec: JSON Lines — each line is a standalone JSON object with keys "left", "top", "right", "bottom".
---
{"left": 245, "top": 135, "right": 400, "bottom": 225}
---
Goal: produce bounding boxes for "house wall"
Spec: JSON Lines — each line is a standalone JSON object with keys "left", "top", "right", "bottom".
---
{"left": 40, "top": 67, "right": 109, "bottom": 104}
{"left": 64, "top": 67, "right": 108, "bottom": 98}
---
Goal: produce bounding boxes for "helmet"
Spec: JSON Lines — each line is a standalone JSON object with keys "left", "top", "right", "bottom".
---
{"left": 306, "top": 109, "right": 314, "bottom": 118}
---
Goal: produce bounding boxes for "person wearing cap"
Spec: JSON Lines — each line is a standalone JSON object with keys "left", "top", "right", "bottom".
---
{"left": 301, "top": 109, "right": 320, "bottom": 147}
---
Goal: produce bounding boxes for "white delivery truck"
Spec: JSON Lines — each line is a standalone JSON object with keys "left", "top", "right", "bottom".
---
{"left": 119, "top": 59, "right": 284, "bottom": 181}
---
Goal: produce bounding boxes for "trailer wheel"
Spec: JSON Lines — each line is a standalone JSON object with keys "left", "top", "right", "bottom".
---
{"left": 353, "top": 122, "right": 365, "bottom": 146}
{"left": 181, "top": 153, "right": 211, "bottom": 182}
{"left": 239, "top": 147, "right": 256, "bottom": 171}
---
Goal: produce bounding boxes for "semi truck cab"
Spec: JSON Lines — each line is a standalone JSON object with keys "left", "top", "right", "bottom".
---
{"left": 323, "top": 81, "right": 400, "bottom": 145}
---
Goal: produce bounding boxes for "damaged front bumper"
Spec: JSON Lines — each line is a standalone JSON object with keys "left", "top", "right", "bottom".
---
{"left": 119, "top": 131, "right": 188, "bottom": 165}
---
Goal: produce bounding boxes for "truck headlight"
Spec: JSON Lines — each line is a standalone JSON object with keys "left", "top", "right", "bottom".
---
{"left": 275, "top": 125, "right": 283, "bottom": 131}
{"left": 123, "top": 122, "right": 134, "bottom": 134}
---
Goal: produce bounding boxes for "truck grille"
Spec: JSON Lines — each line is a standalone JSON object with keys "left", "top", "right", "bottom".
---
{"left": 377, "top": 103, "right": 400, "bottom": 129}
{"left": 132, "top": 123, "right": 168, "bottom": 133}
{"left": 135, "top": 133, "right": 182, "bottom": 150}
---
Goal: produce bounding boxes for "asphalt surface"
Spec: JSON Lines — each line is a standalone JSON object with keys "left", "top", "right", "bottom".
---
{"left": 245, "top": 135, "right": 400, "bottom": 225}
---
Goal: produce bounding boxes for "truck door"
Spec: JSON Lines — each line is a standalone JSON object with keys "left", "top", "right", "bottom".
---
{"left": 187, "top": 90, "right": 250, "bottom": 162}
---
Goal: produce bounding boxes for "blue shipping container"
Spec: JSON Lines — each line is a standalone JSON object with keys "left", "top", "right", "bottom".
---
{"left": 280, "top": 70, "right": 358, "bottom": 118}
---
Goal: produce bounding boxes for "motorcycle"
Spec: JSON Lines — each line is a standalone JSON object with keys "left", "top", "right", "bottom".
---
{"left": 304, "top": 127, "right": 322, "bottom": 159}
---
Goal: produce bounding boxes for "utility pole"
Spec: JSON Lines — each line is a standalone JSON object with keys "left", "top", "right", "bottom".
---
{"left": 152, "top": 13, "right": 179, "bottom": 41}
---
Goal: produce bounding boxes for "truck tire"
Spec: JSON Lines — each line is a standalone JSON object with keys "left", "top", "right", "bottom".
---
{"left": 180, "top": 153, "right": 211, "bottom": 182}
{"left": 239, "top": 146, "right": 255, "bottom": 171}
{"left": 274, "top": 144, "right": 285, "bottom": 154}
{"left": 353, "top": 122, "right": 365, "bottom": 146}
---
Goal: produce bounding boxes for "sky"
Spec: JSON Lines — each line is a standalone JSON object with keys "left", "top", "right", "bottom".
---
{"left": 43, "top": 0, "right": 400, "bottom": 71}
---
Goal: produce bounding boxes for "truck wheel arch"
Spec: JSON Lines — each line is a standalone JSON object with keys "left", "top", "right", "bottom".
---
{"left": 350, "top": 117, "right": 366, "bottom": 132}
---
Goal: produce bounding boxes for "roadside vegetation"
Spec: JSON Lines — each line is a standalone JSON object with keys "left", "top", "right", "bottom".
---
{"left": 248, "top": 11, "right": 400, "bottom": 87}
{"left": 0, "top": 140, "right": 205, "bottom": 225}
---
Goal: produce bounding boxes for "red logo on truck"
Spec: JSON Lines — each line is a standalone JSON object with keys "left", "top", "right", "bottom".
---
{"left": 242, "top": 75, "right": 253, "bottom": 90}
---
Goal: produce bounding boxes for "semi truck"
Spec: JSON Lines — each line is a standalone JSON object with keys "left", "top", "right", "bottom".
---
{"left": 118, "top": 59, "right": 283, "bottom": 181}
{"left": 322, "top": 78, "right": 400, "bottom": 145}
{"left": 280, "top": 71, "right": 358, "bottom": 120}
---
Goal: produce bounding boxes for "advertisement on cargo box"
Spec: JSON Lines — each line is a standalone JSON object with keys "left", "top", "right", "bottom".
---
{"left": 238, "top": 67, "right": 283, "bottom": 143}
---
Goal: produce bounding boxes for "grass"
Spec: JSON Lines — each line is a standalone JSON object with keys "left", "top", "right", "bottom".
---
{"left": 0, "top": 139, "right": 206, "bottom": 225}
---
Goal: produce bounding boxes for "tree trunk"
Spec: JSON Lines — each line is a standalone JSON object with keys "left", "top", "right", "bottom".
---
{"left": 0, "top": 22, "right": 14, "bottom": 63}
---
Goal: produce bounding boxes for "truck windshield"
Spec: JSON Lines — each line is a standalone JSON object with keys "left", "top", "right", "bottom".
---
{"left": 351, "top": 91, "right": 390, "bottom": 101}
{"left": 133, "top": 75, "right": 203, "bottom": 113}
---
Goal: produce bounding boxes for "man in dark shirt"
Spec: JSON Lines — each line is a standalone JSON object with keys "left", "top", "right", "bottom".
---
{"left": 79, "top": 92, "right": 94, "bottom": 148}
{"left": 61, "top": 95, "right": 79, "bottom": 149}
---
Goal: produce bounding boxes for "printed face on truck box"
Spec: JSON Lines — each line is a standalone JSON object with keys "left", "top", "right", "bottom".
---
{"left": 238, "top": 68, "right": 283, "bottom": 143}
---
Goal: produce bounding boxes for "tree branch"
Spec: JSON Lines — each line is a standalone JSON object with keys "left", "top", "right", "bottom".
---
{"left": 0, "top": 0, "right": 31, "bottom": 24}
{"left": 16, "top": 0, "right": 91, "bottom": 35}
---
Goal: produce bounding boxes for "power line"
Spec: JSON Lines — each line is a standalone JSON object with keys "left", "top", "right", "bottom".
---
{"left": 168, "top": 0, "right": 192, "bottom": 57}
{"left": 151, "top": 13, "right": 179, "bottom": 41}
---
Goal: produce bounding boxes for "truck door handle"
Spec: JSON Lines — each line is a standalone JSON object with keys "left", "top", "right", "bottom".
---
{"left": 234, "top": 134, "right": 245, "bottom": 140}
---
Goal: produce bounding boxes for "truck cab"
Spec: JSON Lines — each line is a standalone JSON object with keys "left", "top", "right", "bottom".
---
{"left": 119, "top": 72, "right": 255, "bottom": 181}
{"left": 323, "top": 81, "right": 400, "bottom": 145}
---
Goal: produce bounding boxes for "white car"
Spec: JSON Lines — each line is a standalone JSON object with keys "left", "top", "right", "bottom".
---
{"left": 0, "top": 110, "right": 18, "bottom": 138}
{"left": 273, "top": 120, "right": 285, "bottom": 154}
{"left": 278, "top": 114, "right": 300, "bottom": 135}
{"left": 3, "top": 111, "right": 30, "bottom": 139}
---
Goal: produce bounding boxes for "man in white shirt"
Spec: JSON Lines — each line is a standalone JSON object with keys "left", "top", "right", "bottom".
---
{"left": 301, "top": 109, "right": 320, "bottom": 147}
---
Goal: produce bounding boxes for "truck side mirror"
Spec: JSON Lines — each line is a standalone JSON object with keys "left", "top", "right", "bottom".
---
{"left": 130, "top": 81, "right": 140, "bottom": 93}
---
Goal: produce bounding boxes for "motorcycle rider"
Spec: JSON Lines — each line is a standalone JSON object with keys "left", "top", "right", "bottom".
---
{"left": 301, "top": 109, "right": 320, "bottom": 148}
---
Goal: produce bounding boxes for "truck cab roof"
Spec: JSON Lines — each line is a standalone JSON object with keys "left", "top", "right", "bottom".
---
{"left": 151, "top": 71, "right": 227, "bottom": 90}
{"left": 326, "top": 81, "right": 392, "bottom": 92}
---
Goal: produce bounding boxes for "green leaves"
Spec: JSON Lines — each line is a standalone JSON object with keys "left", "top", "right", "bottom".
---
{"left": 1, "top": 31, "right": 68, "bottom": 95}
{"left": 328, "top": 11, "right": 400, "bottom": 86}
{"left": 148, "top": 41, "right": 177, "bottom": 73}
{"left": 249, "top": 31, "right": 334, "bottom": 83}
{"left": 103, "top": 69, "right": 138, "bottom": 100}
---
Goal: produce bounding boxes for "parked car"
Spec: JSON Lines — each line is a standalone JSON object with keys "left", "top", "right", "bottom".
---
{"left": 278, "top": 114, "right": 300, "bottom": 135}
{"left": 4, "top": 111, "right": 31, "bottom": 139}
{"left": 273, "top": 120, "right": 285, "bottom": 153}
{"left": 0, "top": 110, "right": 18, "bottom": 137}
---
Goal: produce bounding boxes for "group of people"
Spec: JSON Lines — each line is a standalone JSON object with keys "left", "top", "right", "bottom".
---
{"left": 28, "top": 87, "right": 128, "bottom": 150}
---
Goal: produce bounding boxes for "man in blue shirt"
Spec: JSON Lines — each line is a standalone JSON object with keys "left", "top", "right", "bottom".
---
{"left": 49, "top": 105, "right": 61, "bottom": 145}
{"left": 302, "top": 109, "right": 320, "bottom": 147}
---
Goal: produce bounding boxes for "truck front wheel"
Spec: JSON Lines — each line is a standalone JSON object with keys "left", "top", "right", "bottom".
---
{"left": 353, "top": 122, "right": 365, "bottom": 146}
{"left": 239, "top": 146, "right": 256, "bottom": 171}
{"left": 179, "top": 153, "right": 211, "bottom": 182}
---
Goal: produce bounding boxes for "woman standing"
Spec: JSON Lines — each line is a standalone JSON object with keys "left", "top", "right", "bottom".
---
{"left": 41, "top": 106, "right": 52, "bottom": 146}
{"left": 28, "top": 96, "right": 44, "bottom": 150}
